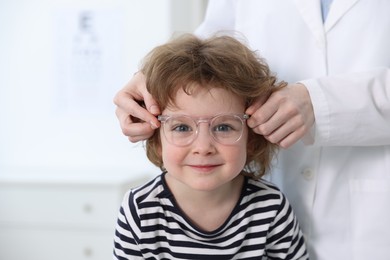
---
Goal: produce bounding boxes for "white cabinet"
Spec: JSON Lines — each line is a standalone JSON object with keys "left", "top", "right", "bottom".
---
{"left": 0, "top": 172, "right": 150, "bottom": 260}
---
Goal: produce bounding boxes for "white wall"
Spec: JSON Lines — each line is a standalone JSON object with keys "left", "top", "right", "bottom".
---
{"left": 0, "top": 2, "right": 207, "bottom": 259}
{"left": 0, "top": 0, "right": 207, "bottom": 178}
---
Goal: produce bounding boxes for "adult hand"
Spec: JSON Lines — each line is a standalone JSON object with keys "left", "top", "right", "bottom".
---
{"left": 246, "top": 83, "right": 315, "bottom": 148}
{"left": 113, "top": 72, "right": 160, "bottom": 142}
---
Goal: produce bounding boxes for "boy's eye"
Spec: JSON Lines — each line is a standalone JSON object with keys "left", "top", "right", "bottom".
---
{"left": 213, "top": 124, "right": 234, "bottom": 132}
{"left": 172, "top": 124, "right": 192, "bottom": 132}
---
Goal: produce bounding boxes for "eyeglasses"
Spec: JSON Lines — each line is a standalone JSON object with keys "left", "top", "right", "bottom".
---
{"left": 157, "top": 114, "right": 249, "bottom": 146}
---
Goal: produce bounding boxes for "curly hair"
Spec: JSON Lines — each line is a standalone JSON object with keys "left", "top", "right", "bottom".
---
{"left": 141, "top": 33, "right": 285, "bottom": 179}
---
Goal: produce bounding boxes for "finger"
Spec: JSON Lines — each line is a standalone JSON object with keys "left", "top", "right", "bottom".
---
{"left": 116, "top": 107, "right": 156, "bottom": 141}
{"left": 115, "top": 73, "right": 160, "bottom": 128}
{"left": 261, "top": 104, "right": 299, "bottom": 136}
{"left": 131, "top": 72, "right": 161, "bottom": 116}
{"left": 141, "top": 87, "right": 161, "bottom": 116}
{"left": 263, "top": 115, "right": 303, "bottom": 144}
{"left": 277, "top": 124, "right": 308, "bottom": 148}
{"left": 116, "top": 94, "right": 160, "bottom": 129}
{"left": 247, "top": 100, "right": 277, "bottom": 131}
{"left": 246, "top": 95, "right": 267, "bottom": 115}
{"left": 126, "top": 123, "right": 156, "bottom": 143}
{"left": 248, "top": 106, "right": 282, "bottom": 136}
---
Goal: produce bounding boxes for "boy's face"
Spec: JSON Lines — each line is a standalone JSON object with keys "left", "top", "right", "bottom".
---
{"left": 159, "top": 85, "right": 248, "bottom": 192}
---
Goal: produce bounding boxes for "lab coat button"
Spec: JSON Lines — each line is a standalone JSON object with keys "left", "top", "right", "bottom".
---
{"left": 302, "top": 168, "right": 314, "bottom": 180}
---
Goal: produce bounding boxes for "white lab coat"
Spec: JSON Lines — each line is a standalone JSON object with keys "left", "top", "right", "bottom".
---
{"left": 196, "top": 0, "right": 390, "bottom": 259}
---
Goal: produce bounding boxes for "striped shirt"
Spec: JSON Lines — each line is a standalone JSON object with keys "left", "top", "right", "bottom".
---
{"left": 114, "top": 173, "right": 309, "bottom": 259}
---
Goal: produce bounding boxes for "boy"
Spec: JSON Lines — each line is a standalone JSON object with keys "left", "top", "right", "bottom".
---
{"left": 114, "top": 34, "right": 308, "bottom": 259}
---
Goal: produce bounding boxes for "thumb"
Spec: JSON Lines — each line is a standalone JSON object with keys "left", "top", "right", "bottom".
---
{"left": 143, "top": 92, "right": 160, "bottom": 115}
{"left": 246, "top": 95, "right": 267, "bottom": 115}
{"left": 135, "top": 72, "right": 161, "bottom": 116}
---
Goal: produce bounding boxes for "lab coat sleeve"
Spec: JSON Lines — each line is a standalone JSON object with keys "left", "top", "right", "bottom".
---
{"left": 301, "top": 67, "right": 390, "bottom": 146}
{"left": 194, "top": 0, "right": 236, "bottom": 37}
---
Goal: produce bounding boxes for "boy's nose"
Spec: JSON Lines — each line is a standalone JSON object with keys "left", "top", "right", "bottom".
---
{"left": 192, "top": 123, "right": 216, "bottom": 154}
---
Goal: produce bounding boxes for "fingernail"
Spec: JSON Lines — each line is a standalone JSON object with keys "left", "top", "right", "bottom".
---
{"left": 149, "top": 105, "right": 160, "bottom": 115}
{"left": 150, "top": 121, "right": 159, "bottom": 129}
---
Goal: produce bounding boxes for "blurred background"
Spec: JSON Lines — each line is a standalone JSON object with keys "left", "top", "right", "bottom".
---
{"left": 0, "top": 0, "right": 207, "bottom": 259}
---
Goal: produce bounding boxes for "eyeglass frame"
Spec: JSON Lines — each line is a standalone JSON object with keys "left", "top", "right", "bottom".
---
{"left": 157, "top": 113, "right": 250, "bottom": 146}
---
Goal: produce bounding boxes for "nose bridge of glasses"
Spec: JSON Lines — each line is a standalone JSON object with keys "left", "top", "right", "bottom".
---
{"left": 195, "top": 118, "right": 211, "bottom": 125}
{"left": 194, "top": 118, "right": 213, "bottom": 135}
{"left": 192, "top": 119, "right": 216, "bottom": 144}
{"left": 195, "top": 119, "right": 212, "bottom": 135}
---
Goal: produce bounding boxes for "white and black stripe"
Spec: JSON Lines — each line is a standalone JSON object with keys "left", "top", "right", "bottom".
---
{"left": 113, "top": 173, "right": 308, "bottom": 259}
